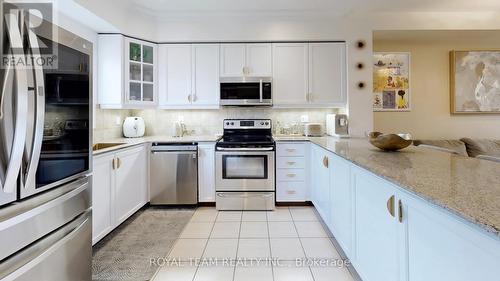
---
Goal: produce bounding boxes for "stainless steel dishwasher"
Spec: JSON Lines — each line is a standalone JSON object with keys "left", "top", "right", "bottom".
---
{"left": 150, "top": 143, "right": 198, "bottom": 205}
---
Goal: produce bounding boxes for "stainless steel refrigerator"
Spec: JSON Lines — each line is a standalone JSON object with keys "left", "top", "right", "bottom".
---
{"left": 0, "top": 4, "right": 92, "bottom": 280}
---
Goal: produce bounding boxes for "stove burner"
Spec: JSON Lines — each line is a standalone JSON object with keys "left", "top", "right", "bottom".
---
{"left": 217, "top": 119, "right": 274, "bottom": 150}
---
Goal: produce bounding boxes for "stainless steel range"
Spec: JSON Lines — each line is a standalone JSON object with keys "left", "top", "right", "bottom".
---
{"left": 215, "top": 119, "right": 275, "bottom": 210}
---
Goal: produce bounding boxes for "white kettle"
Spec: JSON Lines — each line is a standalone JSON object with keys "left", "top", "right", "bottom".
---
{"left": 123, "top": 117, "right": 145, "bottom": 138}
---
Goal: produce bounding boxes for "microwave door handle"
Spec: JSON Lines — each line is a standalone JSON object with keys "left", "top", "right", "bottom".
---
{"left": 259, "top": 79, "right": 263, "bottom": 103}
{"left": 2, "top": 14, "right": 29, "bottom": 193}
{"left": 22, "top": 27, "right": 45, "bottom": 190}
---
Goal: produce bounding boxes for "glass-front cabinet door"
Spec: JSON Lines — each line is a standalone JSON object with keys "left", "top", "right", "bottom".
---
{"left": 125, "top": 38, "right": 157, "bottom": 106}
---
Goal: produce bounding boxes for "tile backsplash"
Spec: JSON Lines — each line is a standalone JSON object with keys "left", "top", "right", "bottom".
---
{"left": 93, "top": 108, "right": 132, "bottom": 142}
{"left": 94, "top": 107, "right": 344, "bottom": 142}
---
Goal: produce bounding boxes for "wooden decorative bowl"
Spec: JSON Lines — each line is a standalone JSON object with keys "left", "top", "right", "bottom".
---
{"left": 368, "top": 132, "right": 413, "bottom": 151}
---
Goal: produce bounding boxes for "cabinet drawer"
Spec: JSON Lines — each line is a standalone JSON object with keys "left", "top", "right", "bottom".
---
{"left": 277, "top": 169, "right": 306, "bottom": 182}
{"left": 276, "top": 181, "right": 306, "bottom": 202}
{"left": 276, "top": 157, "right": 305, "bottom": 169}
{"left": 277, "top": 143, "right": 306, "bottom": 157}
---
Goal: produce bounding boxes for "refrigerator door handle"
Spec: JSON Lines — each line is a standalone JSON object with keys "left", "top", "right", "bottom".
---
{"left": 2, "top": 13, "right": 29, "bottom": 193}
{"left": 22, "top": 26, "right": 45, "bottom": 190}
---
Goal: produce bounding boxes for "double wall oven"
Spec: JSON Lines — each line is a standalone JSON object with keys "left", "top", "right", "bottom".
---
{"left": 0, "top": 5, "right": 92, "bottom": 280}
{"left": 216, "top": 119, "right": 275, "bottom": 210}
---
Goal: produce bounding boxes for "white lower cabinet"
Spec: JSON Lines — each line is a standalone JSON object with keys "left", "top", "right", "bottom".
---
{"left": 114, "top": 145, "right": 148, "bottom": 224}
{"left": 309, "top": 143, "right": 500, "bottom": 281}
{"left": 401, "top": 192, "right": 500, "bottom": 281}
{"left": 329, "top": 154, "right": 352, "bottom": 257}
{"left": 276, "top": 142, "right": 308, "bottom": 202}
{"left": 92, "top": 145, "right": 148, "bottom": 245}
{"left": 198, "top": 142, "right": 216, "bottom": 202}
{"left": 310, "top": 144, "right": 330, "bottom": 223}
{"left": 92, "top": 153, "right": 115, "bottom": 245}
{"left": 352, "top": 167, "right": 400, "bottom": 281}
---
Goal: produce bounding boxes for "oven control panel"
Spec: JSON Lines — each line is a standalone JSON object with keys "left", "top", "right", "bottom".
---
{"left": 223, "top": 119, "right": 271, "bottom": 129}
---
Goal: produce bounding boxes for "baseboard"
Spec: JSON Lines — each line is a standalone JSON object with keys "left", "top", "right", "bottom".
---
{"left": 275, "top": 201, "right": 313, "bottom": 207}
{"left": 198, "top": 202, "right": 216, "bottom": 207}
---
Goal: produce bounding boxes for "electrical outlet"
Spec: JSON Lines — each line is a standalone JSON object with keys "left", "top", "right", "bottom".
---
{"left": 300, "top": 115, "right": 309, "bottom": 123}
{"left": 115, "top": 116, "right": 121, "bottom": 126}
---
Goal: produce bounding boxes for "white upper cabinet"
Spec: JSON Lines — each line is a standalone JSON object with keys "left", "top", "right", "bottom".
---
{"left": 160, "top": 44, "right": 192, "bottom": 106}
{"left": 98, "top": 34, "right": 158, "bottom": 109}
{"left": 125, "top": 38, "right": 157, "bottom": 106}
{"left": 246, "top": 43, "right": 272, "bottom": 76}
{"left": 220, "top": 43, "right": 272, "bottom": 77}
{"left": 159, "top": 44, "right": 219, "bottom": 108}
{"left": 220, "top": 44, "right": 246, "bottom": 77}
{"left": 273, "top": 42, "right": 347, "bottom": 107}
{"left": 192, "top": 44, "right": 220, "bottom": 106}
{"left": 272, "top": 43, "right": 309, "bottom": 105}
{"left": 308, "top": 43, "right": 346, "bottom": 105}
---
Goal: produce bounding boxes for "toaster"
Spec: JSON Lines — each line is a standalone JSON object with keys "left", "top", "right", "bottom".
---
{"left": 123, "top": 117, "right": 145, "bottom": 138}
{"left": 303, "top": 123, "right": 323, "bottom": 137}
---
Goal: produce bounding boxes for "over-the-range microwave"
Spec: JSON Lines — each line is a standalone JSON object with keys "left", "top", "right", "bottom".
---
{"left": 220, "top": 77, "right": 272, "bottom": 106}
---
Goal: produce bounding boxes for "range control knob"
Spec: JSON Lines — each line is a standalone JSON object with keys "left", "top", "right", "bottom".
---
{"left": 265, "top": 122, "right": 269, "bottom": 125}
{"left": 225, "top": 122, "right": 229, "bottom": 125}
{"left": 231, "top": 122, "right": 234, "bottom": 125}
{"left": 260, "top": 122, "right": 264, "bottom": 125}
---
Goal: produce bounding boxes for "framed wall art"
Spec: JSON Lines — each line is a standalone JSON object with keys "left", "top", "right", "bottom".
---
{"left": 373, "top": 52, "right": 411, "bottom": 111}
{"left": 450, "top": 50, "right": 500, "bottom": 114}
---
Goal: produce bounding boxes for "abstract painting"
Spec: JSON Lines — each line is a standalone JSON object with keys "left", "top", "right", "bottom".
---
{"left": 373, "top": 52, "right": 411, "bottom": 111}
{"left": 450, "top": 50, "right": 500, "bottom": 114}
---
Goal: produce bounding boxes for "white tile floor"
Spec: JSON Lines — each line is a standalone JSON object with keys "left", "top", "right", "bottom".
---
{"left": 153, "top": 206, "right": 354, "bottom": 281}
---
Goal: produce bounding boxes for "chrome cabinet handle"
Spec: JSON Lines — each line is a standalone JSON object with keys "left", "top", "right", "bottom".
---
{"left": 286, "top": 173, "right": 296, "bottom": 178}
{"left": 187, "top": 94, "right": 192, "bottom": 102}
{"left": 2, "top": 14, "right": 29, "bottom": 193}
{"left": 286, "top": 161, "right": 296, "bottom": 165}
{"left": 117, "top": 157, "right": 122, "bottom": 169}
{"left": 286, "top": 190, "right": 296, "bottom": 195}
{"left": 387, "top": 195, "right": 395, "bottom": 217}
{"left": 23, "top": 26, "right": 46, "bottom": 190}
{"left": 286, "top": 148, "right": 296, "bottom": 152}
{"left": 112, "top": 158, "right": 116, "bottom": 170}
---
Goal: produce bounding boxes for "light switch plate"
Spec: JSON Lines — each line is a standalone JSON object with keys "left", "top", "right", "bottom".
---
{"left": 300, "top": 115, "right": 309, "bottom": 123}
{"left": 115, "top": 116, "right": 121, "bottom": 125}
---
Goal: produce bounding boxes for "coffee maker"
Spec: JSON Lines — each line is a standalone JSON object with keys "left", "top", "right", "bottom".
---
{"left": 326, "top": 114, "right": 349, "bottom": 137}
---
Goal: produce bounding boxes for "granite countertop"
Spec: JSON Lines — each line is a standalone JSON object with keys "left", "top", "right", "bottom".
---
{"left": 92, "top": 135, "right": 220, "bottom": 155}
{"left": 94, "top": 134, "right": 500, "bottom": 237}
{"left": 308, "top": 137, "right": 500, "bottom": 238}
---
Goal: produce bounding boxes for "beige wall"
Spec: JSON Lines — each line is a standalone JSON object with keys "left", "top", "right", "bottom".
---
{"left": 373, "top": 30, "right": 500, "bottom": 140}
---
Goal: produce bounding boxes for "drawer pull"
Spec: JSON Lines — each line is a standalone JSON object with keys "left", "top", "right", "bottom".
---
{"left": 286, "top": 174, "right": 296, "bottom": 178}
{"left": 322, "top": 156, "right": 329, "bottom": 168}
{"left": 286, "top": 190, "right": 296, "bottom": 195}
{"left": 286, "top": 148, "right": 296, "bottom": 152}
{"left": 287, "top": 161, "right": 296, "bottom": 165}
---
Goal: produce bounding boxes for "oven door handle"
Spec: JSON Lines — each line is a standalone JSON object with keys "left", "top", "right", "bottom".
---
{"left": 217, "top": 192, "right": 274, "bottom": 199}
{"left": 216, "top": 147, "right": 274, "bottom": 151}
